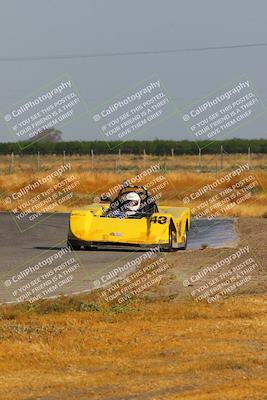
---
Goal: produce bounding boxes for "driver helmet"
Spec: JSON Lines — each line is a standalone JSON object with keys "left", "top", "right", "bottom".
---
{"left": 122, "top": 192, "right": 141, "bottom": 215}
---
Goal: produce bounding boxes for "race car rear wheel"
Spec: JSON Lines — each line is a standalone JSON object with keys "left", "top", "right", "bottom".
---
{"left": 180, "top": 228, "right": 188, "bottom": 250}
{"left": 165, "top": 229, "right": 178, "bottom": 252}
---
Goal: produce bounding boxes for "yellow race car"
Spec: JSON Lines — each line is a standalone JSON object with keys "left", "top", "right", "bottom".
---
{"left": 67, "top": 184, "right": 190, "bottom": 251}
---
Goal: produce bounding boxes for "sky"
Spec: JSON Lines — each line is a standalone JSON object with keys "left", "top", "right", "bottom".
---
{"left": 0, "top": 0, "right": 267, "bottom": 143}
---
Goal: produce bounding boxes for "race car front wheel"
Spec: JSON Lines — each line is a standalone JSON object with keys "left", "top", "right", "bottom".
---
{"left": 67, "top": 240, "right": 81, "bottom": 251}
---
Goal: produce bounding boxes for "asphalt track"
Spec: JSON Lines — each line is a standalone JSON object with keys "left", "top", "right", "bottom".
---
{"left": 0, "top": 212, "right": 238, "bottom": 304}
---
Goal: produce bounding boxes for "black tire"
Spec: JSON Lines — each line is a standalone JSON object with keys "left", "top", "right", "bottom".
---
{"left": 164, "top": 229, "right": 177, "bottom": 252}
{"left": 67, "top": 240, "right": 81, "bottom": 251}
{"left": 180, "top": 227, "right": 188, "bottom": 250}
{"left": 84, "top": 245, "right": 97, "bottom": 251}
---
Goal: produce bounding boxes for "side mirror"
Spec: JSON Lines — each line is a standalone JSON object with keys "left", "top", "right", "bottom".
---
{"left": 100, "top": 194, "right": 111, "bottom": 202}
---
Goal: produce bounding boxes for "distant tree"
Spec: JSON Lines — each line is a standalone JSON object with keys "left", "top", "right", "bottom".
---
{"left": 31, "top": 127, "right": 62, "bottom": 142}
{"left": 1, "top": 139, "right": 267, "bottom": 155}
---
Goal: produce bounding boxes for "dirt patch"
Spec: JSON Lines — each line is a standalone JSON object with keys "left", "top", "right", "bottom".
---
{"left": 147, "top": 217, "right": 267, "bottom": 301}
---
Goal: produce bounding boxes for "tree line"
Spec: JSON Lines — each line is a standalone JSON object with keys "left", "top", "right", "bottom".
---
{"left": 0, "top": 139, "right": 266, "bottom": 155}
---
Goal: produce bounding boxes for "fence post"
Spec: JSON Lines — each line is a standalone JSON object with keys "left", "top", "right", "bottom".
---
{"left": 91, "top": 149, "right": 94, "bottom": 170}
{"left": 9, "top": 152, "right": 14, "bottom": 173}
{"left": 63, "top": 151, "right": 66, "bottom": 166}
{"left": 220, "top": 145, "right": 224, "bottom": 169}
{"left": 198, "top": 148, "right": 202, "bottom": 169}
{"left": 37, "top": 151, "right": 40, "bottom": 171}
{"left": 171, "top": 148, "right": 174, "bottom": 157}
{"left": 248, "top": 146, "right": 251, "bottom": 169}
{"left": 117, "top": 149, "right": 121, "bottom": 170}
{"left": 143, "top": 149, "right": 146, "bottom": 168}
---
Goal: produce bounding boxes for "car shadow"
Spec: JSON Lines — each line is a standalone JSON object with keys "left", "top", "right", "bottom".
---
{"left": 33, "top": 246, "right": 150, "bottom": 253}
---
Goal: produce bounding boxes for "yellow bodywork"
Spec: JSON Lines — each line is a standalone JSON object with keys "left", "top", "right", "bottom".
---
{"left": 68, "top": 204, "right": 191, "bottom": 250}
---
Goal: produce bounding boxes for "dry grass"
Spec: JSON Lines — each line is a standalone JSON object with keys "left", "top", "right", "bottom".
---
{"left": 0, "top": 154, "right": 266, "bottom": 217}
{"left": 0, "top": 294, "right": 266, "bottom": 400}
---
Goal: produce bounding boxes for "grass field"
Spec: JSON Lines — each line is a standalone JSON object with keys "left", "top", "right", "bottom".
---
{"left": 0, "top": 294, "right": 266, "bottom": 400}
{"left": 0, "top": 153, "right": 266, "bottom": 217}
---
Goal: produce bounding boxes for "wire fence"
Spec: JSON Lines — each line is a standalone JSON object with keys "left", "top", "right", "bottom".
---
{"left": 0, "top": 147, "right": 259, "bottom": 174}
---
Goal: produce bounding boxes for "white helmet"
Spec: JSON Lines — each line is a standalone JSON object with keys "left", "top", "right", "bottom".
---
{"left": 122, "top": 192, "right": 141, "bottom": 215}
